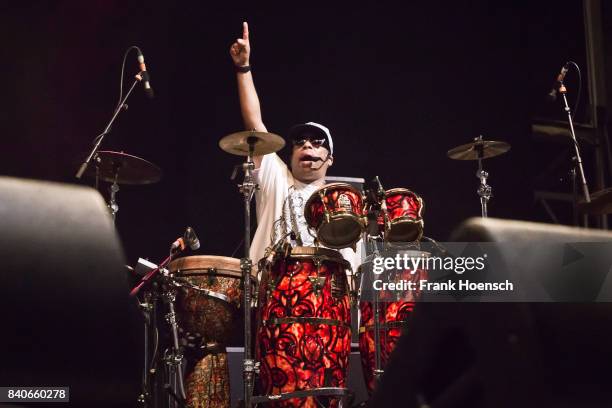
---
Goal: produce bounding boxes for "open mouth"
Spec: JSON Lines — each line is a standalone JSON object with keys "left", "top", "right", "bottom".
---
{"left": 299, "top": 153, "right": 320, "bottom": 163}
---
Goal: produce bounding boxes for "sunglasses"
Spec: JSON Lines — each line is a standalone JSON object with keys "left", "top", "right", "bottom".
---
{"left": 292, "top": 138, "right": 327, "bottom": 148}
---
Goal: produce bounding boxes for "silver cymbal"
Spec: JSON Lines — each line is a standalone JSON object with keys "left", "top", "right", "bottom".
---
{"left": 219, "top": 131, "right": 285, "bottom": 156}
{"left": 447, "top": 139, "right": 511, "bottom": 160}
{"left": 86, "top": 151, "right": 162, "bottom": 185}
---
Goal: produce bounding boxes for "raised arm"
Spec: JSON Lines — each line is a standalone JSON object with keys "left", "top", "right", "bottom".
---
{"left": 230, "top": 22, "right": 267, "bottom": 134}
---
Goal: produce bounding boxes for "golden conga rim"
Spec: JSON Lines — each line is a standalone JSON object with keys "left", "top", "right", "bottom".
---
{"left": 385, "top": 187, "right": 420, "bottom": 197}
{"left": 304, "top": 182, "right": 363, "bottom": 225}
{"left": 289, "top": 246, "right": 349, "bottom": 264}
{"left": 168, "top": 255, "right": 242, "bottom": 276}
{"left": 313, "top": 182, "right": 362, "bottom": 194}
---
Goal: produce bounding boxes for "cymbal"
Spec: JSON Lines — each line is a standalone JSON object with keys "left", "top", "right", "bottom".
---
{"left": 578, "top": 188, "right": 612, "bottom": 215}
{"left": 87, "top": 151, "right": 162, "bottom": 185}
{"left": 447, "top": 139, "right": 511, "bottom": 160}
{"left": 219, "top": 131, "right": 285, "bottom": 156}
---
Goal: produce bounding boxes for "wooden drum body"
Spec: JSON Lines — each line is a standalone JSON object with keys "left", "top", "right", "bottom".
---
{"left": 169, "top": 255, "right": 244, "bottom": 408}
{"left": 256, "top": 247, "right": 353, "bottom": 407}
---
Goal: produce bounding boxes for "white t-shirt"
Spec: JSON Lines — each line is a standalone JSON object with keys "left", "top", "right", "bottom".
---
{"left": 250, "top": 153, "right": 362, "bottom": 274}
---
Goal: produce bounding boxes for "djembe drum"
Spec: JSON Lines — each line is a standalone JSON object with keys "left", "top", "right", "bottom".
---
{"left": 170, "top": 256, "right": 246, "bottom": 408}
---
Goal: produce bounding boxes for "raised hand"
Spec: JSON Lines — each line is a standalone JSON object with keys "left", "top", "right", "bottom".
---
{"left": 230, "top": 21, "right": 250, "bottom": 67}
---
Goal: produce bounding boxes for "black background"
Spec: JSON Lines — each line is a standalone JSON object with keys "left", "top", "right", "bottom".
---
{"left": 3, "top": 1, "right": 609, "bottom": 265}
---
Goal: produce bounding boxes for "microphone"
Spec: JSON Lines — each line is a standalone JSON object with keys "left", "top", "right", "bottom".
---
{"left": 136, "top": 50, "right": 155, "bottom": 98}
{"left": 373, "top": 176, "right": 385, "bottom": 199}
{"left": 311, "top": 153, "right": 331, "bottom": 170}
{"left": 548, "top": 62, "right": 569, "bottom": 101}
{"left": 184, "top": 227, "right": 201, "bottom": 250}
{"left": 171, "top": 227, "right": 201, "bottom": 253}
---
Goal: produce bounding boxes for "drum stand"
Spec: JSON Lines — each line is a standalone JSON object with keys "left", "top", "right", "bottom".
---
{"left": 131, "top": 253, "right": 188, "bottom": 408}
{"left": 367, "top": 177, "right": 386, "bottom": 383}
{"left": 233, "top": 136, "right": 259, "bottom": 407}
{"left": 160, "top": 278, "right": 188, "bottom": 408}
{"left": 369, "top": 236, "right": 384, "bottom": 383}
{"left": 137, "top": 289, "right": 156, "bottom": 407}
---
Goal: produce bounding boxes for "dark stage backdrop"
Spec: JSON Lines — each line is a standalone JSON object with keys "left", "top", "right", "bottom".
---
{"left": 1, "top": 0, "right": 608, "bottom": 325}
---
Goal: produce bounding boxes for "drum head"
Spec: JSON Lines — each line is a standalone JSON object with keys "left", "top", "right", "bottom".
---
{"left": 385, "top": 187, "right": 414, "bottom": 197}
{"left": 168, "top": 255, "right": 242, "bottom": 278}
{"left": 386, "top": 218, "right": 424, "bottom": 242}
{"left": 317, "top": 216, "right": 363, "bottom": 249}
{"left": 170, "top": 256, "right": 243, "bottom": 344}
{"left": 315, "top": 182, "right": 362, "bottom": 196}
{"left": 289, "top": 246, "right": 344, "bottom": 260}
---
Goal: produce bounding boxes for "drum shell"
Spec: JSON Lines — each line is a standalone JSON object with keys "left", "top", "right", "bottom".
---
{"left": 357, "top": 251, "right": 429, "bottom": 393}
{"left": 256, "top": 247, "right": 352, "bottom": 407}
{"left": 169, "top": 256, "right": 243, "bottom": 344}
{"left": 377, "top": 188, "right": 425, "bottom": 243}
{"left": 304, "top": 183, "right": 365, "bottom": 249}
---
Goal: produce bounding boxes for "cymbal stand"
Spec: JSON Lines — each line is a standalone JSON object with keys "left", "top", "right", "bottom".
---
{"left": 108, "top": 168, "right": 120, "bottom": 222}
{"left": 234, "top": 135, "right": 259, "bottom": 407}
{"left": 474, "top": 137, "right": 492, "bottom": 218}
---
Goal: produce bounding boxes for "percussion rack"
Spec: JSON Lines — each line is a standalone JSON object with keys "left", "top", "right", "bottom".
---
{"left": 131, "top": 253, "right": 190, "bottom": 408}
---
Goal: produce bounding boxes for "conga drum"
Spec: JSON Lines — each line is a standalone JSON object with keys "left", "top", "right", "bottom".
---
{"left": 304, "top": 183, "right": 365, "bottom": 249}
{"left": 357, "top": 250, "right": 429, "bottom": 393}
{"left": 256, "top": 247, "right": 353, "bottom": 407}
{"left": 376, "top": 188, "right": 425, "bottom": 243}
{"left": 169, "top": 255, "right": 245, "bottom": 408}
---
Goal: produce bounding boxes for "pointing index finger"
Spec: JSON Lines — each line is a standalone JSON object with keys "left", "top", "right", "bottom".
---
{"left": 243, "top": 21, "right": 249, "bottom": 40}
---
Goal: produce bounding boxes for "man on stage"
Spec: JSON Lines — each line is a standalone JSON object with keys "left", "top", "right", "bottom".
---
{"left": 229, "top": 21, "right": 362, "bottom": 271}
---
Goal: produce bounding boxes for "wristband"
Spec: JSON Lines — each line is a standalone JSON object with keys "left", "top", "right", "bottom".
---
{"left": 235, "top": 65, "right": 251, "bottom": 73}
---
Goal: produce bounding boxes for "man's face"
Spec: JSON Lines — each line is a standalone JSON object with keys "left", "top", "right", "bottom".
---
{"left": 290, "top": 137, "right": 333, "bottom": 183}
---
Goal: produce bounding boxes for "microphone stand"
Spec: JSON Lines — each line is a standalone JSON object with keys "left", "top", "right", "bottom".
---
{"left": 558, "top": 81, "right": 591, "bottom": 223}
{"left": 75, "top": 75, "right": 142, "bottom": 179}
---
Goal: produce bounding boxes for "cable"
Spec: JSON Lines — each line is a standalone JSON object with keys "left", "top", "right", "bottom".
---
{"left": 118, "top": 46, "right": 142, "bottom": 109}
{"left": 567, "top": 60, "right": 582, "bottom": 120}
{"left": 91, "top": 45, "right": 142, "bottom": 147}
